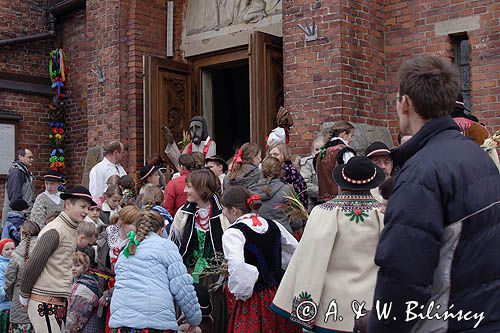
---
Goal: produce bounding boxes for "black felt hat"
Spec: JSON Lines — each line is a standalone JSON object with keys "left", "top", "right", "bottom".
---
{"left": 365, "top": 142, "right": 391, "bottom": 158}
{"left": 9, "top": 199, "right": 29, "bottom": 211}
{"left": 43, "top": 170, "right": 66, "bottom": 183}
{"left": 205, "top": 155, "right": 228, "bottom": 172}
{"left": 60, "top": 185, "right": 97, "bottom": 206}
{"left": 333, "top": 156, "right": 385, "bottom": 191}
{"left": 139, "top": 165, "right": 160, "bottom": 181}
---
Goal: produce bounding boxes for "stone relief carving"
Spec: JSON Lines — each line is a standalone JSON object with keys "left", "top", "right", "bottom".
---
{"left": 185, "top": 0, "right": 282, "bottom": 36}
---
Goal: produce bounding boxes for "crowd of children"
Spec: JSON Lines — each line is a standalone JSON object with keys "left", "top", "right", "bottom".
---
{"left": 0, "top": 55, "right": 499, "bottom": 333}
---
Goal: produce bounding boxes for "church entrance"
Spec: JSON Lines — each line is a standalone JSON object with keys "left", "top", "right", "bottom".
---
{"left": 144, "top": 32, "right": 283, "bottom": 165}
{"left": 202, "top": 60, "right": 250, "bottom": 160}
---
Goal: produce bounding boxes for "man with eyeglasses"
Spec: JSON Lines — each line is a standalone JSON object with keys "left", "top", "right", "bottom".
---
{"left": 2, "top": 148, "right": 35, "bottom": 224}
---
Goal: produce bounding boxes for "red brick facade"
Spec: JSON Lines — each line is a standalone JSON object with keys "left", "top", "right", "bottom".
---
{"left": 0, "top": 0, "right": 498, "bottom": 217}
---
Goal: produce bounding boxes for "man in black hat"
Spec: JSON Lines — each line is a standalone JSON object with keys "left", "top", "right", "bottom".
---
{"left": 2, "top": 148, "right": 34, "bottom": 224}
{"left": 163, "top": 116, "right": 217, "bottom": 171}
{"left": 364, "top": 142, "right": 393, "bottom": 179}
{"left": 367, "top": 55, "right": 500, "bottom": 332}
{"left": 19, "top": 185, "right": 96, "bottom": 333}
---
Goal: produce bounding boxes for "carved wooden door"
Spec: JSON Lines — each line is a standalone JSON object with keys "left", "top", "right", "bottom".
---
{"left": 144, "top": 57, "right": 192, "bottom": 163}
{"left": 249, "top": 31, "right": 284, "bottom": 149}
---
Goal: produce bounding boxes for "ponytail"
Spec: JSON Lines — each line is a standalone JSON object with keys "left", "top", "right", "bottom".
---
{"left": 227, "top": 143, "right": 260, "bottom": 181}
{"left": 221, "top": 186, "right": 261, "bottom": 214}
{"left": 21, "top": 220, "right": 40, "bottom": 263}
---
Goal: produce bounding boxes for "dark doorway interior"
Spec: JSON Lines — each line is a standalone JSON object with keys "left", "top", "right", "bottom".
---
{"left": 212, "top": 62, "right": 250, "bottom": 160}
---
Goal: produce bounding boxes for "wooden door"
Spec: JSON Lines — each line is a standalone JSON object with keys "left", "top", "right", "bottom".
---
{"left": 144, "top": 57, "right": 192, "bottom": 163}
{"left": 249, "top": 31, "right": 284, "bottom": 149}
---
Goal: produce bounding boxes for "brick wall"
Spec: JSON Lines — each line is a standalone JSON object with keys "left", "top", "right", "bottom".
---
{"left": 283, "top": 0, "right": 386, "bottom": 156}
{"left": 0, "top": 0, "right": 53, "bottom": 218}
{"left": 384, "top": 0, "right": 500, "bottom": 137}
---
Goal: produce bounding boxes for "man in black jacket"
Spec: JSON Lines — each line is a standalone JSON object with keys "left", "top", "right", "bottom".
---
{"left": 2, "top": 148, "right": 34, "bottom": 224}
{"left": 367, "top": 55, "right": 500, "bottom": 332}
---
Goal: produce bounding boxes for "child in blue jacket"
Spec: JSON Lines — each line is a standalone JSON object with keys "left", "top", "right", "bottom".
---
{"left": 2, "top": 200, "right": 29, "bottom": 245}
{"left": 0, "top": 238, "right": 15, "bottom": 331}
{"left": 109, "top": 210, "right": 201, "bottom": 332}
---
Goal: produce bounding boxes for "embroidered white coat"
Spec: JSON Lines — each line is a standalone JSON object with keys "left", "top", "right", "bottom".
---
{"left": 271, "top": 192, "right": 384, "bottom": 332}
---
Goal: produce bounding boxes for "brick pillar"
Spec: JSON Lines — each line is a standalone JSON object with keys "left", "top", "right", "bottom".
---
{"left": 283, "top": 0, "right": 389, "bottom": 155}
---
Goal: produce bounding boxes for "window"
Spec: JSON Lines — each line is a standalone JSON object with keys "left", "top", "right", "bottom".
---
{"left": 451, "top": 34, "right": 472, "bottom": 111}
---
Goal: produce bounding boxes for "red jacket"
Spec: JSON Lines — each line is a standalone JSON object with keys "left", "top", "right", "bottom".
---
{"left": 164, "top": 170, "right": 189, "bottom": 217}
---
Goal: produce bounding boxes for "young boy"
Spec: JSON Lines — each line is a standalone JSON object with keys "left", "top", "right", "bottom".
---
{"left": 1, "top": 199, "right": 29, "bottom": 245}
{"left": 19, "top": 185, "right": 96, "bottom": 333}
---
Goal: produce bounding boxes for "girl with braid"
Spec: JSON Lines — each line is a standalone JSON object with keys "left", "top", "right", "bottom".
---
{"left": 109, "top": 211, "right": 201, "bottom": 333}
{"left": 4, "top": 220, "right": 40, "bottom": 333}
{"left": 170, "top": 169, "right": 230, "bottom": 333}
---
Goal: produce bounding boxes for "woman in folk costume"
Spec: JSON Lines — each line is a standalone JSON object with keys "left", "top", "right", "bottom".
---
{"left": 221, "top": 185, "right": 302, "bottom": 333}
{"left": 271, "top": 156, "right": 385, "bottom": 333}
{"left": 170, "top": 169, "right": 230, "bottom": 333}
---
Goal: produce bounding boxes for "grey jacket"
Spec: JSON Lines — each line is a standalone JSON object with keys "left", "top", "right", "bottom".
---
{"left": 299, "top": 155, "right": 319, "bottom": 206}
{"left": 249, "top": 178, "right": 294, "bottom": 234}
{"left": 4, "top": 236, "right": 38, "bottom": 324}
{"left": 2, "top": 161, "right": 34, "bottom": 223}
{"left": 224, "top": 163, "right": 261, "bottom": 190}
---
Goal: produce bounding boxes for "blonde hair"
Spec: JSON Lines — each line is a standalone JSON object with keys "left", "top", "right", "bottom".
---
{"left": 127, "top": 211, "right": 164, "bottom": 256}
{"left": 118, "top": 205, "right": 142, "bottom": 226}
{"left": 140, "top": 186, "right": 164, "bottom": 210}
{"left": 268, "top": 143, "right": 291, "bottom": 163}
{"left": 228, "top": 143, "right": 260, "bottom": 181}
{"left": 73, "top": 252, "right": 91, "bottom": 268}
{"left": 77, "top": 222, "right": 98, "bottom": 239}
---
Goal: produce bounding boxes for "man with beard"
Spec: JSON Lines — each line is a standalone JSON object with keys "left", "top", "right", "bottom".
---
{"left": 163, "top": 116, "right": 217, "bottom": 171}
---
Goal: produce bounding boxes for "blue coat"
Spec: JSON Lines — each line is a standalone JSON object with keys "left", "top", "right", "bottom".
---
{"left": 368, "top": 117, "right": 500, "bottom": 332}
{"left": 0, "top": 255, "right": 11, "bottom": 311}
{"left": 109, "top": 232, "right": 201, "bottom": 330}
{"left": 2, "top": 211, "right": 24, "bottom": 245}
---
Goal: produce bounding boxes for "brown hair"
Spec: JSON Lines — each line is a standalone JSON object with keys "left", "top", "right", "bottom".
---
{"left": 398, "top": 55, "right": 460, "bottom": 119}
{"left": 140, "top": 186, "right": 164, "bottom": 209}
{"left": 228, "top": 143, "right": 260, "bottom": 181}
{"left": 104, "top": 141, "right": 123, "bottom": 155}
{"left": 77, "top": 222, "right": 98, "bottom": 239}
{"left": 329, "top": 121, "right": 355, "bottom": 139}
{"left": 127, "top": 211, "right": 164, "bottom": 256}
{"left": 221, "top": 186, "right": 261, "bottom": 214}
{"left": 186, "top": 169, "right": 218, "bottom": 202}
{"left": 179, "top": 154, "right": 195, "bottom": 170}
{"left": 119, "top": 175, "right": 135, "bottom": 190}
{"left": 191, "top": 152, "right": 205, "bottom": 170}
{"left": 118, "top": 205, "right": 142, "bottom": 226}
{"left": 379, "top": 177, "right": 396, "bottom": 201}
{"left": 261, "top": 157, "right": 282, "bottom": 181}
{"left": 268, "top": 143, "right": 291, "bottom": 163}
{"left": 21, "top": 220, "right": 40, "bottom": 263}
{"left": 106, "top": 175, "right": 121, "bottom": 186}
{"left": 73, "top": 251, "right": 91, "bottom": 269}
{"left": 104, "top": 184, "right": 123, "bottom": 198}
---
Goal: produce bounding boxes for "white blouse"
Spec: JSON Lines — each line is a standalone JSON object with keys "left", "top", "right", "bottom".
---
{"left": 222, "top": 213, "right": 298, "bottom": 301}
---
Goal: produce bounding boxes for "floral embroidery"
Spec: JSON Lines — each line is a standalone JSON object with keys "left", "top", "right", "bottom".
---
{"left": 345, "top": 209, "right": 369, "bottom": 223}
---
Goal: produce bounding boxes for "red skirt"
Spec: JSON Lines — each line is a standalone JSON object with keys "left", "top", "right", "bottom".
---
{"left": 227, "top": 287, "right": 302, "bottom": 333}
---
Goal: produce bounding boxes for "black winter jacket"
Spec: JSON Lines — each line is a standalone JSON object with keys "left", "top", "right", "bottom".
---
{"left": 368, "top": 117, "right": 500, "bottom": 333}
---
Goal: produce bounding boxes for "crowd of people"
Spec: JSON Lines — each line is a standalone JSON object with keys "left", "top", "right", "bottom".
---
{"left": 0, "top": 55, "right": 499, "bottom": 333}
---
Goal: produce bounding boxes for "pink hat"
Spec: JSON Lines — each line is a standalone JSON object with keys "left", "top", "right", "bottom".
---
{"left": 0, "top": 239, "right": 14, "bottom": 254}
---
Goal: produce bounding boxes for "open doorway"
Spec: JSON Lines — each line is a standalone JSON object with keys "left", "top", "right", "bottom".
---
{"left": 202, "top": 60, "right": 250, "bottom": 160}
